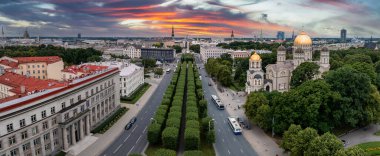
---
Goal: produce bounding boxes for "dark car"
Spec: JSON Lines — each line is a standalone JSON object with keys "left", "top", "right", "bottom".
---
{"left": 208, "top": 82, "right": 212, "bottom": 86}
{"left": 130, "top": 117, "right": 137, "bottom": 124}
{"left": 125, "top": 123, "right": 132, "bottom": 130}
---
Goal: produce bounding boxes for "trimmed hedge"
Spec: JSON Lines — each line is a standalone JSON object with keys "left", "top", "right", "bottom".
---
{"left": 162, "top": 122, "right": 179, "bottom": 150}
{"left": 186, "top": 120, "right": 200, "bottom": 129}
{"left": 186, "top": 112, "right": 199, "bottom": 121}
{"left": 153, "top": 149, "right": 176, "bottom": 156}
{"left": 184, "top": 150, "right": 203, "bottom": 156}
{"left": 166, "top": 118, "right": 181, "bottom": 128}
{"left": 185, "top": 128, "right": 200, "bottom": 150}
{"left": 147, "top": 123, "right": 161, "bottom": 145}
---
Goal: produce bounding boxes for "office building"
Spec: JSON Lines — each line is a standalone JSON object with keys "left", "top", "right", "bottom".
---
{"left": 277, "top": 31, "right": 285, "bottom": 40}
{"left": 140, "top": 48, "right": 175, "bottom": 62}
{"left": 341, "top": 29, "right": 347, "bottom": 43}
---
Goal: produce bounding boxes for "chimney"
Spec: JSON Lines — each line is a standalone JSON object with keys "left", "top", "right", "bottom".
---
{"left": 20, "top": 85, "right": 26, "bottom": 94}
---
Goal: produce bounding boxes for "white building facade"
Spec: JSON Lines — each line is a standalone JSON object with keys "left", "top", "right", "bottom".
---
{"left": 120, "top": 64, "right": 144, "bottom": 97}
{"left": 200, "top": 45, "right": 232, "bottom": 62}
{"left": 0, "top": 68, "right": 121, "bottom": 156}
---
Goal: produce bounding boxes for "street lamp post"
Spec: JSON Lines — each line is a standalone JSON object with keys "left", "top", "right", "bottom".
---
{"left": 150, "top": 118, "right": 157, "bottom": 124}
{"left": 209, "top": 119, "right": 215, "bottom": 131}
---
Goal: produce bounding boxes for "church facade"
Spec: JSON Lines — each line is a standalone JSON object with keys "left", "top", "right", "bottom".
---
{"left": 246, "top": 31, "right": 330, "bottom": 93}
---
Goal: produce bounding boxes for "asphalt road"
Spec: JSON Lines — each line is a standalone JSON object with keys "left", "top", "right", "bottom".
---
{"left": 101, "top": 68, "right": 174, "bottom": 156}
{"left": 195, "top": 55, "right": 259, "bottom": 156}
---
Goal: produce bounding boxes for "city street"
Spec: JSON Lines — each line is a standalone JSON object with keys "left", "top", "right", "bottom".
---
{"left": 100, "top": 69, "right": 174, "bottom": 156}
{"left": 195, "top": 55, "right": 259, "bottom": 156}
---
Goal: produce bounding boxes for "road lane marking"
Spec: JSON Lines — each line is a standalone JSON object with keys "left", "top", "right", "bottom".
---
{"left": 144, "top": 111, "right": 147, "bottom": 114}
{"left": 218, "top": 129, "right": 221, "bottom": 132}
{"left": 224, "top": 120, "right": 226, "bottom": 123}
{"left": 143, "top": 126, "right": 148, "bottom": 133}
{"left": 240, "top": 149, "right": 244, "bottom": 153}
{"left": 222, "top": 139, "right": 225, "bottom": 143}
{"left": 124, "top": 134, "right": 131, "bottom": 142}
{"left": 127, "top": 145, "right": 135, "bottom": 155}
{"left": 132, "top": 125, "right": 138, "bottom": 132}
{"left": 234, "top": 138, "right": 236, "bottom": 142}
{"left": 228, "top": 149, "right": 231, "bottom": 155}
{"left": 136, "top": 135, "right": 142, "bottom": 143}
{"left": 113, "top": 144, "right": 123, "bottom": 154}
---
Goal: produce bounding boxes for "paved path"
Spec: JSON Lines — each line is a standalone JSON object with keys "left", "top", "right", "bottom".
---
{"left": 77, "top": 74, "right": 167, "bottom": 156}
{"left": 340, "top": 124, "right": 380, "bottom": 147}
{"left": 214, "top": 88, "right": 285, "bottom": 156}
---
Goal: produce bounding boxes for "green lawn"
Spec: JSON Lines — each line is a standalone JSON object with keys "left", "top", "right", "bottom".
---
{"left": 120, "top": 83, "right": 151, "bottom": 104}
{"left": 200, "top": 139, "right": 216, "bottom": 156}
{"left": 357, "top": 141, "right": 380, "bottom": 155}
{"left": 375, "top": 131, "right": 380, "bottom": 136}
{"left": 229, "top": 82, "right": 245, "bottom": 92}
{"left": 145, "top": 144, "right": 162, "bottom": 156}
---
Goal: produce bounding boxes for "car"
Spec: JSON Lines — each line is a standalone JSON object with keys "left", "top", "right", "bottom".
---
{"left": 208, "top": 82, "right": 212, "bottom": 86}
{"left": 130, "top": 117, "right": 137, "bottom": 124}
{"left": 125, "top": 123, "right": 132, "bottom": 130}
{"left": 342, "top": 140, "right": 346, "bottom": 146}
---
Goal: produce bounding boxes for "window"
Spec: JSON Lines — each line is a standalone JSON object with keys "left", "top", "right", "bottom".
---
{"left": 43, "top": 133, "right": 50, "bottom": 141}
{"left": 31, "top": 114, "right": 37, "bottom": 123}
{"left": 19, "top": 119, "right": 26, "bottom": 127}
{"left": 32, "top": 126, "right": 39, "bottom": 135}
{"left": 45, "top": 143, "right": 50, "bottom": 151}
{"left": 28, "top": 65, "right": 30, "bottom": 68}
{"left": 73, "top": 109, "right": 78, "bottom": 116}
{"left": 0, "top": 140, "right": 2, "bottom": 149}
{"left": 21, "top": 131, "right": 28, "bottom": 140}
{"left": 41, "top": 110, "right": 46, "bottom": 118}
{"left": 10, "top": 148, "right": 17, "bottom": 156}
{"left": 51, "top": 107, "right": 55, "bottom": 114}
{"left": 62, "top": 102, "right": 66, "bottom": 109}
{"left": 8, "top": 135, "right": 16, "bottom": 145}
{"left": 33, "top": 138, "right": 41, "bottom": 146}
{"left": 78, "top": 95, "right": 81, "bottom": 101}
{"left": 70, "top": 98, "right": 74, "bottom": 104}
{"left": 42, "top": 121, "right": 48, "bottom": 130}
{"left": 86, "top": 91, "right": 89, "bottom": 98}
{"left": 32, "top": 65, "right": 35, "bottom": 68}
{"left": 54, "top": 139, "right": 59, "bottom": 146}
{"left": 53, "top": 129, "right": 58, "bottom": 137}
{"left": 52, "top": 117, "right": 57, "bottom": 125}
{"left": 81, "top": 105, "right": 85, "bottom": 112}
{"left": 22, "top": 143, "right": 30, "bottom": 151}
{"left": 7, "top": 123, "right": 13, "bottom": 132}
{"left": 37, "top": 65, "right": 40, "bottom": 68}
{"left": 64, "top": 113, "right": 69, "bottom": 120}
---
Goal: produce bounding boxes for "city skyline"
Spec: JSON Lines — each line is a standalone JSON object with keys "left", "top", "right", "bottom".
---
{"left": 0, "top": 0, "right": 379, "bottom": 38}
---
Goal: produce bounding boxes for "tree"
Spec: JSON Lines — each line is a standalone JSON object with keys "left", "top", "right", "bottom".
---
{"left": 348, "top": 62, "right": 377, "bottom": 82}
{"left": 189, "top": 44, "right": 200, "bottom": 53}
{"left": 335, "top": 146, "right": 366, "bottom": 156}
{"left": 87, "top": 55, "right": 101, "bottom": 62}
{"left": 147, "top": 124, "right": 161, "bottom": 145}
{"left": 172, "top": 45, "right": 182, "bottom": 53}
{"left": 375, "top": 61, "right": 380, "bottom": 73}
{"left": 153, "top": 42, "right": 164, "bottom": 48}
{"left": 162, "top": 127, "right": 179, "bottom": 150}
{"left": 344, "top": 54, "right": 373, "bottom": 64}
{"left": 154, "top": 68, "right": 164, "bottom": 76}
{"left": 291, "top": 127, "right": 319, "bottom": 155}
{"left": 281, "top": 124, "right": 302, "bottom": 151}
{"left": 185, "top": 128, "right": 200, "bottom": 150}
{"left": 290, "top": 62, "right": 320, "bottom": 88}
{"left": 142, "top": 58, "right": 156, "bottom": 68}
{"left": 306, "top": 132, "right": 343, "bottom": 156}
{"left": 220, "top": 53, "right": 233, "bottom": 63}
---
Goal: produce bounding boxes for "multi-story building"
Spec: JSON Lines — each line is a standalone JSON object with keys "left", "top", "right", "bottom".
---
{"left": 341, "top": 29, "right": 347, "bottom": 43}
{"left": 200, "top": 45, "right": 232, "bottom": 62}
{"left": 61, "top": 65, "right": 108, "bottom": 80}
{"left": 0, "top": 56, "right": 63, "bottom": 80}
{"left": 230, "top": 50, "right": 250, "bottom": 59}
{"left": 0, "top": 65, "right": 120, "bottom": 156}
{"left": 141, "top": 48, "right": 175, "bottom": 62}
{"left": 125, "top": 46, "right": 141, "bottom": 58}
{"left": 120, "top": 63, "right": 144, "bottom": 97}
{"left": 276, "top": 31, "right": 285, "bottom": 40}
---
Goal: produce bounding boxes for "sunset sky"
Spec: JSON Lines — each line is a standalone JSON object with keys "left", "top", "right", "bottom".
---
{"left": 0, "top": 0, "right": 379, "bottom": 38}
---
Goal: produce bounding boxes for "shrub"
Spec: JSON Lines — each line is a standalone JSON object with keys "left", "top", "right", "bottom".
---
{"left": 187, "top": 101, "right": 197, "bottom": 107}
{"left": 147, "top": 123, "right": 161, "bottom": 145}
{"left": 186, "top": 120, "right": 200, "bottom": 129}
{"left": 172, "top": 99, "right": 183, "bottom": 106}
{"left": 170, "top": 106, "right": 182, "bottom": 112}
{"left": 155, "top": 109, "right": 167, "bottom": 117}
{"left": 168, "top": 111, "right": 181, "bottom": 119}
{"left": 162, "top": 127, "right": 179, "bottom": 150}
{"left": 162, "top": 99, "right": 171, "bottom": 105}
{"left": 154, "top": 114, "right": 165, "bottom": 125}
{"left": 187, "top": 106, "right": 198, "bottom": 113}
{"left": 186, "top": 112, "right": 199, "bottom": 121}
{"left": 185, "top": 128, "right": 200, "bottom": 150}
{"left": 184, "top": 150, "right": 202, "bottom": 156}
{"left": 206, "top": 129, "right": 216, "bottom": 144}
{"left": 201, "top": 117, "right": 213, "bottom": 132}
{"left": 153, "top": 148, "right": 176, "bottom": 156}
{"left": 166, "top": 118, "right": 181, "bottom": 128}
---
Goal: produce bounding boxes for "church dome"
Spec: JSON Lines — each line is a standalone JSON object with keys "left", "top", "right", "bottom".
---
{"left": 277, "top": 45, "right": 286, "bottom": 51}
{"left": 294, "top": 31, "right": 312, "bottom": 46}
{"left": 250, "top": 52, "right": 261, "bottom": 61}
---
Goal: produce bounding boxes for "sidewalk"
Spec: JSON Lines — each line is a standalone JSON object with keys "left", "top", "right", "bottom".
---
{"left": 212, "top": 84, "right": 285, "bottom": 156}
{"left": 340, "top": 124, "right": 380, "bottom": 148}
{"left": 77, "top": 76, "right": 162, "bottom": 156}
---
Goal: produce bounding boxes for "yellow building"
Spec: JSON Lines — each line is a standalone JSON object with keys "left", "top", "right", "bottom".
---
{"left": 0, "top": 56, "right": 64, "bottom": 80}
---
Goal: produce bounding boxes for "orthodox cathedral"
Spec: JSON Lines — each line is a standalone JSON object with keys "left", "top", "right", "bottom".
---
{"left": 245, "top": 31, "right": 330, "bottom": 93}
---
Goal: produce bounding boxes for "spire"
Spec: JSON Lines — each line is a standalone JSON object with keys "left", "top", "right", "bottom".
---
{"left": 292, "top": 30, "right": 295, "bottom": 40}
{"left": 1, "top": 26, "right": 4, "bottom": 39}
{"left": 171, "top": 25, "right": 174, "bottom": 40}
{"left": 231, "top": 30, "right": 234, "bottom": 38}
{"left": 23, "top": 28, "right": 30, "bottom": 39}
{"left": 260, "top": 29, "right": 263, "bottom": 41}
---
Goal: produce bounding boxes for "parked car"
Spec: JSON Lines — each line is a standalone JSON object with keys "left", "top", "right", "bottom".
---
{"left": 208, "top": 82, "right": 212, "bottom": 86}
{"left": 130, "top": 117, "right": 137, "bottom": 124}
{"left": 125, "top": 123, "right": 132, "bottom": 130}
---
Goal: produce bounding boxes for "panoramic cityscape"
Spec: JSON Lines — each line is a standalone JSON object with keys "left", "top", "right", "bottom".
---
{"left": 0, "top": 0, "right": 380, "bottom": 156}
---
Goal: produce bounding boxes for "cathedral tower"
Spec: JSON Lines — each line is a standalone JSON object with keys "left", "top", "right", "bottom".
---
{"left": 293, "top": 31, "right": 312, "bottom": 68}
{"left": 246, "top": 52, "right": 264, "bottom": 93}
{"left": 277, "top": 45, "right": 286, "bottom": 64}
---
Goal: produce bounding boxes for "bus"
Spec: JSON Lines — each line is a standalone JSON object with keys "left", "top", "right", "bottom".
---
{"left": 211, "top": 95, "right": 225, "bottom": 110}
{"left": 227, "top": 116, "right": 242, "bottom": 135}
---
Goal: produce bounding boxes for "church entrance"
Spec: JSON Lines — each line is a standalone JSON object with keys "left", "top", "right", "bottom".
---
{"left": 266, "top": 86, "right": 270, "bottom": 92}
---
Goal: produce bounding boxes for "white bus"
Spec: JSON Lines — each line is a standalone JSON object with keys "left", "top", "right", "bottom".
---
{"left": 211, "top": 95, "right": 224, "bottom": 110}
{"left": 227, "top": 116, "right": 242, "bottom": 135}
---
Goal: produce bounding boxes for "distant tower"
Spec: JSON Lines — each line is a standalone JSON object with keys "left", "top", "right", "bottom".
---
{"left": 277, "top": 45, "right": 286, "bottom": 64}
{"left": 231, "top": 30, "right": 235, "bottom": 42}
{"left": 23, "top": 28, "right": 30, "bottom": 39}
{"left": 260, "top": 29, "right": 263, "bottom": 41}
{"left": 171, "top": 25, "right": 175, "bottom": 40}
{"left": 340, "top": 29, "right": 347, "bottom": 43}
{"left": 78, "top": 33, "right": 81, "bottom": 39}
{"left": 246, "top": 52, "right": 264, "bottom": 93}
{"left": 291, "top": 30, "right": 295, "bottom": 40}
{"left": 320, "top": 47, "right": 330, "bottom": 71}
{"left": 1, "top": 26, "right": 4, "bottom": 40}
{"left": 276, "top": 31, "right": 285, "bottom": 40}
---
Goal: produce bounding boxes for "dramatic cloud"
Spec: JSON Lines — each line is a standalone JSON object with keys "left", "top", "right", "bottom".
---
{"left": 0, "top": 0, "right": 378, "bottom": 37}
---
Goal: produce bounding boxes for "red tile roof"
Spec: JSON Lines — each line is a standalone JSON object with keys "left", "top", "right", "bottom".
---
{"left": 0, "top": 59, "right": 18, "bottom": 68}
{"left": 13, "top": 56, "right": 62, "bottom": 64}
{"left": 0, "top": 72, "right": 66, "bottom": 95}
{"left": 62, "top": 65, "right": 108, "bottom": 74}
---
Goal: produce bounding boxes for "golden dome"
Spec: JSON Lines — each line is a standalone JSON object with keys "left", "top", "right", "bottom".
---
{"left": 294, "top": 31, "right": 312, "bottom": 46}
{"left": 250, "top": 52, "right": 261, "bottom": 61}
